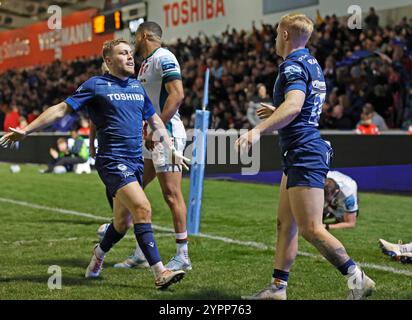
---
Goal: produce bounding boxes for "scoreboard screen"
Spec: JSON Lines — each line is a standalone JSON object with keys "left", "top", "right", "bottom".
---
{"left": 93, "top": 11, "right": 123, "bottom": 34}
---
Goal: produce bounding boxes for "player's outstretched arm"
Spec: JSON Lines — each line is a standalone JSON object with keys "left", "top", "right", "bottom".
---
{"left": 327, "top": 212, "right": 357, "bottom": 230}
{"left": 147, "top": 113, "right": 191, "bottom": 170}
{"left": 0, "top": 102, "right": 73, "bottom": 148}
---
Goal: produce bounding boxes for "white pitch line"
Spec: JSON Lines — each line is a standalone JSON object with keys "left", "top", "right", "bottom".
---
{"left": 1, "top": 197, "right": 411, "bottom": 277}
{"left": 2, "top": 234, "right": 173, "bottom": 246}
{"left": 4, "top": 237, "right": 80, "bottom": 245}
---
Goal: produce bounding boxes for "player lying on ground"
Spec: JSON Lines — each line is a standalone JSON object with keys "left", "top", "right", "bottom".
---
{"left": 236, "top": 13, "right": 375, "bottom": 300}
{"left": 323, "top": 171, "right": 359, "bottom": 230}
{"left": 0, "top": 39, "right": 190, "bottom": 290}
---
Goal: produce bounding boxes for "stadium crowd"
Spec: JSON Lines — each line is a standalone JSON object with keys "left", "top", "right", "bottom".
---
{"left": 1, "top": 8, "right": 411, "bottom": 133}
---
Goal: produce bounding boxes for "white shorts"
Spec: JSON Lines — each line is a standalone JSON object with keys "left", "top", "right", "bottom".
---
{"left": 143, "top": 137, "right": 187, "bottom": 173}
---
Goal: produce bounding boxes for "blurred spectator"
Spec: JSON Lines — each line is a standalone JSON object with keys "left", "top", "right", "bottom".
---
{"left": 324, "top": 57, "right": 337, "bottom": 95}
{"left": 69, "top": 129, "right": 89, "bottom": 161}
{"left": 43, "top": 138, "right": 72, "bottom": 174}
{"left": 211, "top": 59, "right": 224, "bottom": 80}
{"left": 247, "top": 83, "right": 272, "bottom": 126}
{"left": 78, "top": 117, "right": 91, "bottom": 136}
{"left": 361, "top": 103, "right": 388, "bottom": 131}
{"left": 1, "top": 13, "right": 412, "bottom": 131}
{"left": 3, "top": 105, "right": 20, "bottom": 132}
{"left": 0, "top": 105, "right": 5, "bottom": 131}
{"left": 27, "top": 109, "right": 39, "bottom": 124}
{"left": 356, "top": 105, "right": 380, "bottom": 135}
{"left": 210, "top": 106, "right": 223, "bottom": 129}
{"left": 18, "top": 116, "right": 28, "bottom": 130}
{"left": 50, "top": 112, "right": 79, "bottom": 132}
{"left": 327, "top": 104, "right": 354, "bottom": 129}
{"left": 42, "top": 131, "right": 88, "bottom": 174}
{"left": 364, "top": 7, "right": 379, "bottom": 30}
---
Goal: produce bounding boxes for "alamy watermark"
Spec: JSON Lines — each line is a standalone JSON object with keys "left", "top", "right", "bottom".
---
{"left": 48, "top": 265, "right": 62, "bottom": 290}
{"left": 151, "top": 128, "right": 261, "bottom": 175}
{"left": 47, "top": 5, "right": 62, "bottom": 30}
{"left": 347, "top": 5, "right": 363, "bottom": 30}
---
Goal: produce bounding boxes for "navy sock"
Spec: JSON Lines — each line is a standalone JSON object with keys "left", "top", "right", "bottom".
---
{"left": 99, "top": 223, "right": 125, "bottom": 253}
{"left": 338, "top": 259, "right": 356, "bottom": 275}
{"left": 134, "top": 223, "right": 161, "bottom": 266}
{"left": 273, "top": 269, "right": 289, "bottom": 283}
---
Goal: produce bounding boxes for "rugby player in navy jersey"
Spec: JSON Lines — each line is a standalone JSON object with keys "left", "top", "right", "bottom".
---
{"left": 236, "top": 14, "right": 375, "bottom": 300}
{"left": 0, "top": 39, "right": 188, "bottom": 290}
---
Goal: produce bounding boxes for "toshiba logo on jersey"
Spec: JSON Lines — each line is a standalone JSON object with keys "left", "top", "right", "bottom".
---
{"left": 107, "top": 93, "right": 144, "bottom": 101}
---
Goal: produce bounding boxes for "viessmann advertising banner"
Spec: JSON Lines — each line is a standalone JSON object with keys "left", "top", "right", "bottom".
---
{"left": 0, "top": 9, "right": 114, "bottom": 73}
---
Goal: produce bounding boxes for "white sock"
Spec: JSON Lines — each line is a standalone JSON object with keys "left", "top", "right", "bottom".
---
{"left": 151, "top": 261, "right": 166, "bottom": 278}
{"left": 176, "top": 231, "right": 189, "bottom": 261}
{"left": 271, "top": 278, "right": 287, "bottom": 289}
{"left": 134, "top": 241, "right": 145, "bottom": 259}
{"left": 402, "top": 242, "right": 412, "bottom": 253}
{"left": 346, "top": 265, "right": 363, "bottom": 289}
{"left": 95, "top": 245, "right": 106, "bottom": 259}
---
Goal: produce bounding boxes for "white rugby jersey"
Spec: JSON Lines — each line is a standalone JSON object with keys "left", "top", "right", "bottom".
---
{"left": 138, "top": 47, "right": 186, "bottom": 138}
{"left": 325, "top": 171, "right": 359, "bottom": 221}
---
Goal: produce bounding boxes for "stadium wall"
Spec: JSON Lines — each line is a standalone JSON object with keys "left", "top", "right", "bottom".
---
{"left": 147, "top": 0, "right": 412, "bottom": 42}
{"left": 201, "top": 131, "right": 412, "bottom": 192}
{"left": 1, "top": 132, "right": 411, "bottom": 192}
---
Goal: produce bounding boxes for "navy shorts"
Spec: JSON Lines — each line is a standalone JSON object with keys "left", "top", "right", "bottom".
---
{"left": 282, "top": 139, "right": 333, "bottom": 189}
{"left": 95, "top": 156, "right": 144, "bottom": 197}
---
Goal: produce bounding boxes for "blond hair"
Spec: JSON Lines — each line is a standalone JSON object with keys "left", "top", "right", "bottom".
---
{"left": 57, "top": 138, "right": 67, "bottom": 145}
{"left": 279, "top": 13, "right": 314, "bottom": 45}
{"left": 102, "top": 39, "right": 130, "bottom": 59}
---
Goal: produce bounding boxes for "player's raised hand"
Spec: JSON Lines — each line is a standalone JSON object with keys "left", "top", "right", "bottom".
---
{"left": 256, "top": 103, "right": 276, "bottom": 120}
{"left": 235, "top": 128, "right": 261, "bottom": 154}
{"left": 0, "top": 128, "right": 27, "bottom": 149}
{"left": 171, "top": 146, "right": 191, "bottom": 171}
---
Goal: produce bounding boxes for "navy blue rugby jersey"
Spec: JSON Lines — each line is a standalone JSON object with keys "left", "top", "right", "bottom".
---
{"left": 65, "top": 74, "right": 156, "bottom": 158}
{"left": 273, "top": 48, "right": 327, "bottom": 152}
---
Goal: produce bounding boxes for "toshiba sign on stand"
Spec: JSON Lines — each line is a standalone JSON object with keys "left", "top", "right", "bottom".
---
{"left": 148, "top": 0, "right": 227, "bottom": 41}
{"left": 162, "top": 0, "right": 226, "bottom": 28}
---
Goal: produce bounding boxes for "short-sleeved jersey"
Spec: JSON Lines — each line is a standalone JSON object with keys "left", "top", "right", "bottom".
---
{"left": 137, "top": 47, "right": 186, "bottom": 138}
{"left": 64, "top": 74, "right": 156, "bottom": 158}
{"left": 325, "top": 171, "right": 359, "bottom": 221}
{"left": 273, "top": 48, "right": 327, "bottom": 152}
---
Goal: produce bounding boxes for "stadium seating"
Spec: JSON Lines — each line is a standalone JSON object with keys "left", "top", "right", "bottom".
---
{"left": 0, "top": 13, "right": 411, "bottom": 132}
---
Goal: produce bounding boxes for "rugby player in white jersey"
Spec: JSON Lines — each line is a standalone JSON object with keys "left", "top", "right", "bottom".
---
{"left": 323, "top": 171, "right": 359, "bottom": 230}
{"left": 114, "top": 22, "right": 191, "bottom": 271}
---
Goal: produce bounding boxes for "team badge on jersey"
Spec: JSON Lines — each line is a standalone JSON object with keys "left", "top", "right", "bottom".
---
{"left": 284, "top": 65, "right": 303, "bottom": 80}
{"left": 162, "top": 62, "right": 177, "bottom": 71}
{"left": 117, "top": 164, "right": 127, "bottom": 172}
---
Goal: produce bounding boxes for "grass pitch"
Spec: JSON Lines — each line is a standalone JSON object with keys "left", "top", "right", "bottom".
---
{"left": 0, "top": 163, "right": 411, "bottom": 300}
